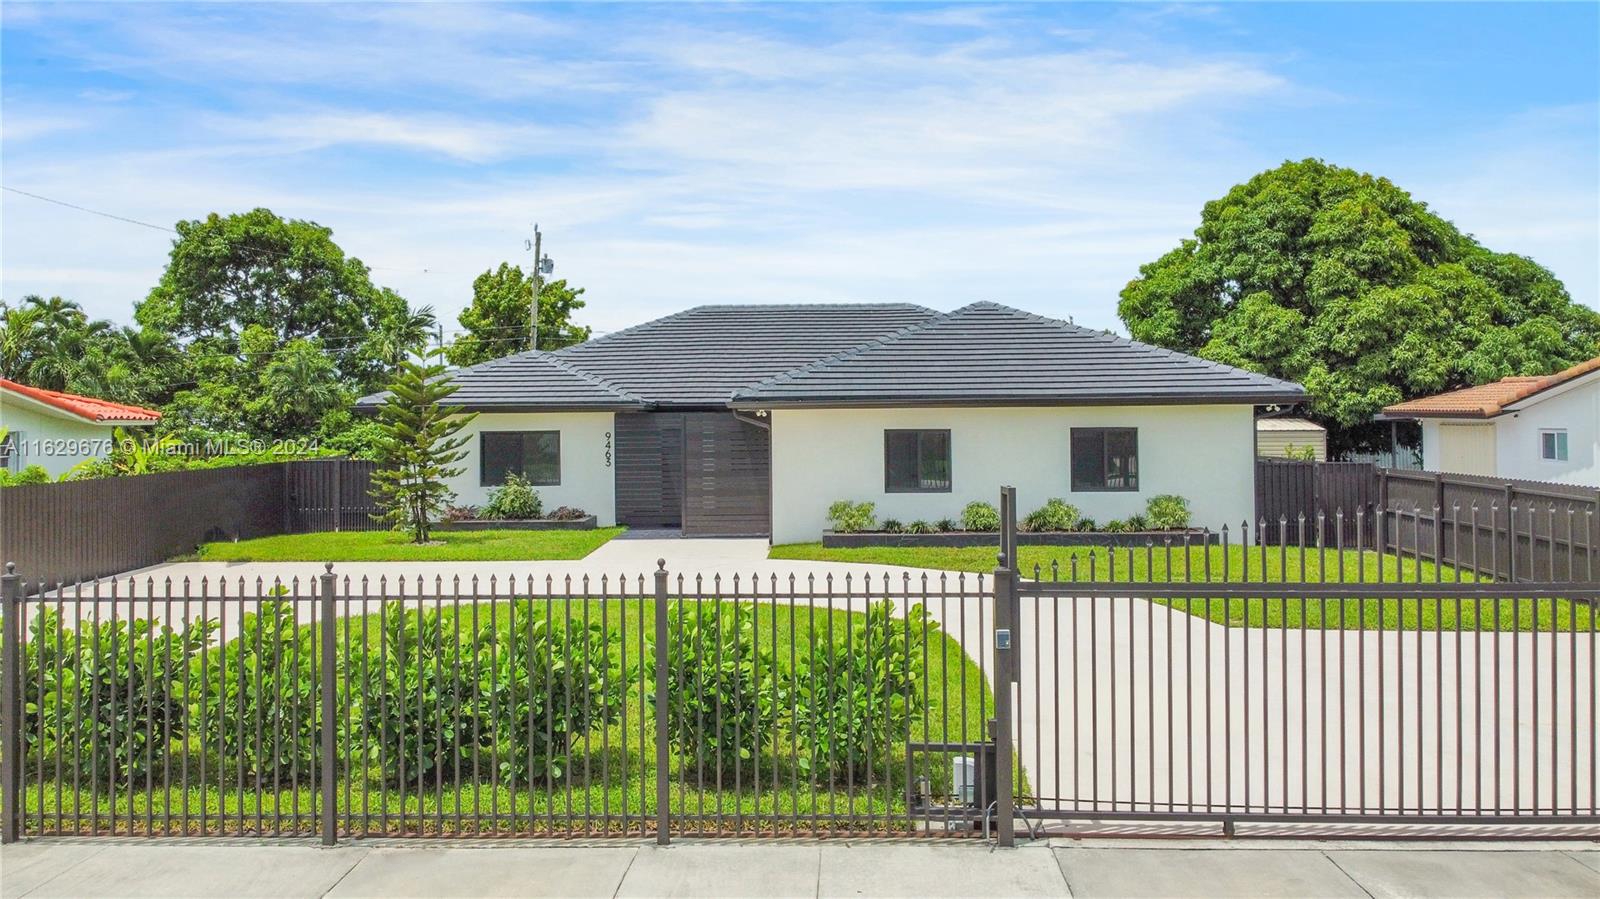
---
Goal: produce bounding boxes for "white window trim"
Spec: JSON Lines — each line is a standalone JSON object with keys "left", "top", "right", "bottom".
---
{"left": 1538, "top": 428, "right": 1568, "bottom": 462}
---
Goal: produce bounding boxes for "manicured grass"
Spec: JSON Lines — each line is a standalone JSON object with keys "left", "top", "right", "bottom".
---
{"left": 20, "top": 599, "right": 1003, "bottom": 835}
{"left": 185, "top": 527, "right": 626, "bottom": 562}
{"left": 770, "top": 543, "right": 1596, "bottom": 632}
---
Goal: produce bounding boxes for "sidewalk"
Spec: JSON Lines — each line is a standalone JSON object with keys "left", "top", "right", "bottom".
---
{"left": 3, "top": 838, "right": 1597, "bottom": 898}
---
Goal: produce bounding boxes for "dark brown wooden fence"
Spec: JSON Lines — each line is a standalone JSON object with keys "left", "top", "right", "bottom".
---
{"left": 0, "top": 459, "right": 380, "bottom": 581}
{"left": 1254, "top": 459, "right": 1379, "bottom": 544}
{"left": 1379, "top": 468, "right": 1597, "bottom": 583}
{"left": 1256, "top": 459, "right": 1599, "bottom": 582}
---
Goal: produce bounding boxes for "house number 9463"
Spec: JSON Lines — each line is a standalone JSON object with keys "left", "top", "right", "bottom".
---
{"left": 604, "top": 432, "right": 612, "bottom": 468}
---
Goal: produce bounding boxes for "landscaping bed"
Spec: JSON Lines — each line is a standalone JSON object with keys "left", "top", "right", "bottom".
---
{"left": 436, "top": 515, "right": 598, "bottom": 531}
{"left": 17, "top": 599, "right": 999, "bottom": 835}
{"left": 822, "top": 528, "right": 1215, "bottom": 549}
{"left": 186, "top": 527, "right": 624, "bottom": 562}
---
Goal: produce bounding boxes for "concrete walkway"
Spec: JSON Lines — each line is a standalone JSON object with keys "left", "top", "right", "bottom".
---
{"left": 3, "top": 838, "right": 1597, "bottom": 898}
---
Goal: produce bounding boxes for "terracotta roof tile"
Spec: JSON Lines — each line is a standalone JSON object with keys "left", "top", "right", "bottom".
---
{"left": 1383, "top": 356, "right": 1600, "bottom": 419}
{"left": 1, "top": 378, "right": 162, "bottom": 423}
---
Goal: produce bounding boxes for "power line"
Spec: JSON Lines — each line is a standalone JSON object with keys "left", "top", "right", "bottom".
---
{"left": 1, "top": 184, "right": 466, "bottom": 277}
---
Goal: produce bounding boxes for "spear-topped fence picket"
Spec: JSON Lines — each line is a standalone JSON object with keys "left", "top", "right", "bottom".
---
{"left": 1, "top": 488, "right": 1594, "bottom": 845}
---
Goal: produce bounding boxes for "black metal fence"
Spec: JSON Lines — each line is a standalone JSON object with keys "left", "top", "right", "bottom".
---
{"left": 1002, "top": 490, "right": 1597, "bottom": 841}
{"left": 0, "top": 563, "right": 995, "bottom": 841}
{"left": 0, "top": 460, "right": 381, "bottom": 582}
{"left": 2, "top": 489, "right": 1594, "bottom": 845}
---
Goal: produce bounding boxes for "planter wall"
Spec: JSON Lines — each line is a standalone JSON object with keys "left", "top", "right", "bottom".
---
{"left": 821, "top": 529, "right": 1217, "bottom": 549}
{"left": 437, "top": 515, "right": 598, "bottom": 532}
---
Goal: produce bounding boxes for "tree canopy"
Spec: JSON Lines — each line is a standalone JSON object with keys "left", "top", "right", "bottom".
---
{"left": 1118, "top": 159, "right": 1600, "bottom": 437}
{"left": 129, "top": 208, "right": 435, "bottom": 442}
{"left": 0, "top": 295, "right": 180, "bottom": 405}
{"left": 445, "top": 263, "right": 591, "bottom": 367}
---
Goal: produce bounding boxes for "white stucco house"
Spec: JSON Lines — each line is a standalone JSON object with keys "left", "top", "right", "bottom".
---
{"left": 0, "top": 378, "right": 162, "bottom": 478}
{"left": 358, "top": 302, "right": 1307, "bottom": 542}
{"left": 1382, "top": 356, "right": 1600, "bottom": 488}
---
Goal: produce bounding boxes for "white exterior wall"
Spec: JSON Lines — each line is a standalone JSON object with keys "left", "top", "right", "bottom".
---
{"left": 1416, "top": 378, "right": 1598, "bottom": 488}
{"left": 768, "top": 404, "right": 1256, "bottom": 544}
{"left": 0, "top": 399, "right": 120, "bottom": 478}
{"left": 1494, "top": 378, "right": 1599, "bottom": 487}
{"left": 444, "top": 412, "right": 618, "bottom": 524}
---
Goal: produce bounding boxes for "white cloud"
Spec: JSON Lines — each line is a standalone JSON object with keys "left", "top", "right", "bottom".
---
{"left": 1, "top": 2, "right": 1593, "bottom": 344}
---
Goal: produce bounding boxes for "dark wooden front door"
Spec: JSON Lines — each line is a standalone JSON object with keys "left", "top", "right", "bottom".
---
{"left": 682, "top": 412, "right": 771, "bottom": 537}
{"left": 614, "top": 412, "right": 684, "bottom": 528}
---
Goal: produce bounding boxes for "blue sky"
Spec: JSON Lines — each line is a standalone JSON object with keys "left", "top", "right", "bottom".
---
{"left": 2, "top": 2, "right": 1596, "bottom": 338}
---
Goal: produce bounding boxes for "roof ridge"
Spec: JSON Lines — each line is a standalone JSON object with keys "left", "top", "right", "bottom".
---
{"left": 735, "top": 301, "right": 1305, "bottom": 400}
{"left": 550, "top": 305, "right": 708, "bottom": 358}
{"left": 730, "top": 303, "right": 979, "bottom": 398}
{"left": 538, "top": 352, "right": 647, "bottom": 404}
{"left": 445, "top": 346, "right": 639, "bottom": 402}
{"left": 553, "top": 302, "right": 939, "bottom": 359}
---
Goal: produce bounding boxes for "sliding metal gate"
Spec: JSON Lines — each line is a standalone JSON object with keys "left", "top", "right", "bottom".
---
{"left": 1001, "top": 490, "right": 1598, "bottom": 840}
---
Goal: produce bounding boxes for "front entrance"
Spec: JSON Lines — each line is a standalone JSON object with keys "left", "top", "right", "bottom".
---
{"left": 614, "top": 411, "right": 771, "bottom": 537}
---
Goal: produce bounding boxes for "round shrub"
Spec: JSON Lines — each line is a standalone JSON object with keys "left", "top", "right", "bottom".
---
{"left": 792, "top": 602, "right": 935, "bottom": 783}
{"left": 659, "top": 601, "right": 778, "bottom": 778}
{"left": 960, "top": 501, "right": 999, "bottom": 531}
{"left": 826, "top": 500, "right": 877, "bottom": 533}
{"left": 1145, "top": 494, "right": 1191, "bottom": 529}
{"left": 482, "top": 473, "right": 542, "bottom": 520}
{"left": 202, "top": 601, "right": 321, "bottom": 786}
{"left": 1021, "top": 498, "right": 1080, "bottom": 532}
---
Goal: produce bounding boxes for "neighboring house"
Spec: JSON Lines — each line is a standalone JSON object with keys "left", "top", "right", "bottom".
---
{"left": 1255, "top": 417, "right": 1327, "bottom": 461}
{"left": 359, "top": 302, "right": 1307, "bottom": 541}
{"left": 1381, "top": 356, "right": 1600, "bottom": 488}
{"left": 0, "top": 378, "right": 162, "bottom": 478}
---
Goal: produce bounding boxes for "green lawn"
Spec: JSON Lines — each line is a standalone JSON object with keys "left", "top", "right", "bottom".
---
{"left": 20, "top": 599, "right": 1001, "bottom": 836}
{"left": 770, "top": 543, "right": 1596, "bottom": 632}
{"left": 185, "top": 527, "right": 626, "bottom": 562}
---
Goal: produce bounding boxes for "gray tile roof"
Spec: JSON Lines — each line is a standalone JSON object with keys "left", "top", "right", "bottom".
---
{"left": 730, "top": 302, "right": 1308, "bottom": 407}
{"left": 548, "top": 303, "right": 939, "bottom": 406}
{"left": 355, "top": 351, "right": 646, "bottom": 411}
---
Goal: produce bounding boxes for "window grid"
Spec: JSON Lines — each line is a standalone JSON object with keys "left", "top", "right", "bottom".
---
{"left": 884, "top": 429, "right": 952, "bottom": 493}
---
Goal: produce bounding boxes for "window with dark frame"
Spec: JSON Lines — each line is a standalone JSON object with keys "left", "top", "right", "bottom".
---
{"left": 884, "top": 429, "right": 952, "bottom": 492}
{"left": 480, "top": 431, "right": 561, "bottom": 486}
{"left": 1070, "top": 427, "right": 1139, "bottom": 491}
{"left": 1540, "top": 429, "right": 1568, "bottom": 462}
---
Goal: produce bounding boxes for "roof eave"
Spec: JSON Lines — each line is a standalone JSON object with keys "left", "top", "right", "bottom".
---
{"left": 730, "top": 391, "right": 1308, "bottom": 410}
{"left": 1376, "top": 409, "right": 1499, "bottom": 421}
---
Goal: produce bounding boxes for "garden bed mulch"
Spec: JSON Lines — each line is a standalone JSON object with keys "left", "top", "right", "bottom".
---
{"left": 437, "top": 515, "right": 599, "bottom": 531}
{"left": 821, "top": 528, "right": 1216, "bottom": 549}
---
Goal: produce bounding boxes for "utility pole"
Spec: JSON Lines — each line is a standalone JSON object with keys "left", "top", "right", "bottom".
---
{"left": 529, "top": 225, "right": 543, "bottom": 352}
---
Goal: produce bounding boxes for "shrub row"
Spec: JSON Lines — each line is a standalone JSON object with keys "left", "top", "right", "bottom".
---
{"left": 661, "top": 600, "right": 936, "bottom": 782}
{"left": 17, "top": 599, "right": 937, "bottom": 789}
{"left": 826, "top": 495, "right": 1191, "bottom": 534}
{"left": 19, "top": 601, "right": 625, "bottom": 789}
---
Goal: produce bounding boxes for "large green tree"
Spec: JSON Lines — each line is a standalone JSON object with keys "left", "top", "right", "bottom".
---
{"left": 1119, "top": 159, "right": 1600, "bottom": 447}
{"left": 135, "top": 209, "right": 434, "bottom": 439}
{"left": 445, "top": 264, "right": 590, "bottom": 367}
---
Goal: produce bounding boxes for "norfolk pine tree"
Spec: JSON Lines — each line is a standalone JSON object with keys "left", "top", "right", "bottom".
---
{"left": 371, "top": 351, "right": 476, "bottom": 543}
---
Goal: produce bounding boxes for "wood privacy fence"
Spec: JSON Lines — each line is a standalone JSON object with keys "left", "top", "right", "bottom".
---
{"left": 1379, "top": 468, "right": 1598, "bottom": 583}
{"left": 1254, "top": 459, "right": 1379, "bottom": 544}
{"left": 1256, "top": 460, "right": 1598, "bottom": 582}
{"left": 0, "top": 459, "right": 380, "bottom": 581}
